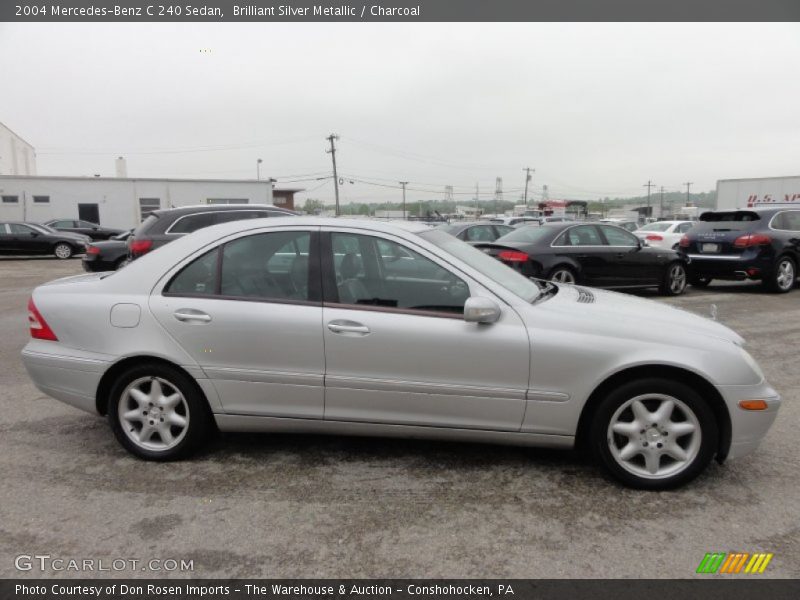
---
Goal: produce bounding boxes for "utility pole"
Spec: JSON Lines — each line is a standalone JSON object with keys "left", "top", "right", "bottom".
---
{"left": 643, "top": 180, "right": 655, "bottom": 219}
{"left": 475, "top": 182, "right": 480, "bottom": 213}
{"left": 523, "top": 168, "right": 534, "bottom": 207}
{"left": 683, "top": 181, "right": 693, "bottom": 206}
{"left": 399, "top": 181, "right": 408, "bottom": 220}
{"left": 256, "top": 158, "right": 263, "bottom": 180}
{"left": 659, "top": 186, "right": 666, "bottom": 219}
{"left": 326, "top": 134, "right": 340, "bottom": 216}
{"left": 494, "top": 177, "right": 503, "bottom": 216}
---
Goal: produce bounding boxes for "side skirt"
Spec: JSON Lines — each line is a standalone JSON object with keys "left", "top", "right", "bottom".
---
{"left": 214, "top": 414, "right": 574, "bottom": 449}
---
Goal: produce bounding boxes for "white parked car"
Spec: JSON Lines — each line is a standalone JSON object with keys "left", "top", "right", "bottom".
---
{"left": 634, "top": 221, "right": 695, "bottom": 250}
{"left": 22, "top": 218, "right": 780, "bottom": 489}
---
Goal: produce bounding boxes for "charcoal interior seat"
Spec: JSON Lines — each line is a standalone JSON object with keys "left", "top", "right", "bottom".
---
{"left": 289, "top": 255, "right": 309, "bottom": 299}
{"left": 337, "top": 253, "right": 370, "bottom": 304}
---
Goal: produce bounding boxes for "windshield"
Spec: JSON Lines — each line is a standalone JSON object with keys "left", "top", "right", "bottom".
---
{"left": 30, "top": 224, "right": 57, "bottom": 234}
{"left": 419, "top": 229, "right": 540, "bottom": 302}
{"left": 497, "top": 225, "right": 553, "bottom": 244}
{"left": 637, "top": 222, "right": 672, "bottom": 232}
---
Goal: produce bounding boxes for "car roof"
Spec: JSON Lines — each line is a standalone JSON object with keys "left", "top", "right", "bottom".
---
{"left": 151, "top": 204, "right": 296, "bottom": 217}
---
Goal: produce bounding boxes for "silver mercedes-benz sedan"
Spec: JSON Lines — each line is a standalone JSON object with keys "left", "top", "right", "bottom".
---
{"left": 22, "top": 218, "right": 780, "bottom": 489}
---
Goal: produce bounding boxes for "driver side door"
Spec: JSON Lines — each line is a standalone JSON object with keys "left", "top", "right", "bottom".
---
{"left": 321, "top": 229, "right": 530, "bottom": 431}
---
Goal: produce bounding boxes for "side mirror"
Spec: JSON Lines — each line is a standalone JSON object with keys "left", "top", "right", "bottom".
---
{"left": 464, "top": 297, "right": 501, "bottom": 324}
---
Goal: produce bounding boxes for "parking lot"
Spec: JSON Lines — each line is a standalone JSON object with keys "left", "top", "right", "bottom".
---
{"left": 0, "top": 256, "right": 797, "bottom": 579}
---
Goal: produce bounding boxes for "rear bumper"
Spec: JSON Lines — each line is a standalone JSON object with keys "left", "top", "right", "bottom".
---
{"left": 21, "top": 341, "right": 111, "bottom": 414}
{"left": 716, "top": 380, "right": 781, "bottom": 460}
{"left": 81, "top": 258, "right": 116, "bottom": 272}
{"left": 684, "top": 253, "right": 773, "bottom": 280}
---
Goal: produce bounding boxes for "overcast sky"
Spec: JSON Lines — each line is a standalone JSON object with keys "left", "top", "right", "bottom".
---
{"left": 1, "top": 22, "right": 799, "bottom": 205}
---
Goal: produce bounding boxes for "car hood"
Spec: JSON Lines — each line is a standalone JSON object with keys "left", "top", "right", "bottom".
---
{"left": 533, "top": 284, "right": 743, "bottom": 347}
{"left": 59, "top": 232, "right": 91, "bottom": 242}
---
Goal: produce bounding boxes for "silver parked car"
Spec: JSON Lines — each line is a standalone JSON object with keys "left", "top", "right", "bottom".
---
{"left": 22, "top": 218, "right": 780, "bottom": 489}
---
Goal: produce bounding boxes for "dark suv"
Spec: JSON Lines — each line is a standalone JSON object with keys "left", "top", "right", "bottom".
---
{"left": 679, "top": 207, "right": 800, "bottom": 293}
{"left": 128, "top": 204, "right": 297, "bottom": 259}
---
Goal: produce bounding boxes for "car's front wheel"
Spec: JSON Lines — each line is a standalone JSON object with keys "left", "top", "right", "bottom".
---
{"left": 107, "top": 363, "right": 213, "bottom": 460}
{"left": 660, "top": 261, "right": 687, "bottom": 296}
{"left": 53, "top": 243, "right": 73, "bottom": 259}
{"left": 590, "top": 378, "right": 718, "bottom": 489}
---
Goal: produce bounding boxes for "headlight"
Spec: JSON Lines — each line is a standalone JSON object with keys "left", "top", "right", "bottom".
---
{"left": 739, "top": 347, "right": 764, "bottom": 382}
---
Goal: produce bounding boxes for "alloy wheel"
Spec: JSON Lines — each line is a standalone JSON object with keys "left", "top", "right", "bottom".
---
{"left": 551, "top": 269, "right": 576, "bottom": 284}
{"left": 606, "top": 393, "right": 701, "bottom": 479}
{"left": 118, "top": 377, "right": 190, "bottom": 451}
{"left": 776, "top": 259, "right": 795, "bottom": 291}
{"left": 54, "top": 244, "right": 72, "bottom": 259}
{"left": 669, "top": 264, "right": 687, "bottom": 294}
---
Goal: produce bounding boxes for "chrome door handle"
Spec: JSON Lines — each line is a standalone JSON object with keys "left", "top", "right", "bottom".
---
{"left": 174, "top": 309, "right": 212, "bottom": 323}
{"left": 327, "top": 320, "right": 370, "bottom": 335}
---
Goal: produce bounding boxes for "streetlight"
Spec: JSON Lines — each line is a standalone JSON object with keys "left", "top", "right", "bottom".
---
{"left": 256, "top": 158, "right": 263, "bottom": 180}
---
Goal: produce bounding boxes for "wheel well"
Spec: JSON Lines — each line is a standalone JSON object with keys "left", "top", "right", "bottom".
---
{"left": 95, "top": 356, "right": 206, "bottom": 416}
{"left": 575, "top": 365, "right": 732, "bottom": 462}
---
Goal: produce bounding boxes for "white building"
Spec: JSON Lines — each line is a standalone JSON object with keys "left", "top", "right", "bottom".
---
{"left": 0, "top": 174, "right": 274, "bottom": 229}
{"left": 0, "top": 121, "right": 37, "bottom": 176}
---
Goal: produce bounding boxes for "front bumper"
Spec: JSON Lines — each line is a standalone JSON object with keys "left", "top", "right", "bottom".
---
{"left": 716, "top": 380, "right": 781, "bottom": 460}
{"left": 21, "top": 340, "right": 111, "bottom": 414}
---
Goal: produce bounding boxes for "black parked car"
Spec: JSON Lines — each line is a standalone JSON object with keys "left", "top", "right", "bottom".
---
{"left": 128, "top": 203, "right": 297, "bottom": 259}
{"left": 44, "top": 219, "right": 125, "bottom": 241}
{"left": 82, "top": 230, "right": 133, "bottom": 272}
{"left": 0, "top": 222, "right": 90, "bottom": 259}
{"left": 477, "top": 222, "right": 687, "bottom": 296}
{"left": 437, "top": 221, "right": 514, "bottom": 244}
{"left": 679, "top": 207, "right": 800, "bottom": 293}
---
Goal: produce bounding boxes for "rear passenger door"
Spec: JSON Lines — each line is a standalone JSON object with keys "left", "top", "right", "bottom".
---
{"left": 552, "top": 225, "right": 609, "bottom": 285}
{"left": 149, "top": 227, "right": 325, "bottom": 418}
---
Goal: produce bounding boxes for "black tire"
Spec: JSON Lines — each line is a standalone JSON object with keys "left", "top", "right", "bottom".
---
{"left": 548, "top": 265, "right": 578, "bottom": 284}
{"left": 659, "top": 261, "right": 687, "bottom": 296}
{"left": 688, "top": 274, "right": 712, "bottom": 288}
{"left": 53, "top": 242, "right": 74, "bottom": 259}
{"left": 107, "top": 362, "right": 213, "bottom": 461}
{"left": 589, "top": 378, "right": 718, "bottom": 490}
{"left": 762, "top": 255, "right": 796, "bottom": 294}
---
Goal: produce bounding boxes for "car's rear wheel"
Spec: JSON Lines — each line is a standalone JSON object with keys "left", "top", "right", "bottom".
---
{"left": 107, "top": 363, "right": 213, "bottom": 460}
{"left": 590, "top": 378, "right": 718, "bottom": 489}
{"left": 688, "top": 274, "right": 712, "bottom": 288}
{"left": 53, "top": 243, "right": 73, "bottom": 259}
{"left": 549, "top": 266, "right": 577, "bottom": 284}
{"left": 763, "top": 256, "right": 796, "bottom": 294}
{"left": 660, "top": 261, "right": 687, "bottom": 296}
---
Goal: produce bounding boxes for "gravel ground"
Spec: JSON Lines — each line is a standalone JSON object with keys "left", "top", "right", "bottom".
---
{"left": 0, "top": 257, "right": 797, "bottom": 579}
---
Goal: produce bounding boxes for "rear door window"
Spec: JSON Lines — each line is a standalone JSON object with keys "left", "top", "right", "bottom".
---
{"left": 169, "top": 213, "right": 216, "bottom": 234}
{"left": 599, "top": 225, "right": 639, "bottom": 247}
{"left": 772, "top": 211, "right": 800, "bottom": 232}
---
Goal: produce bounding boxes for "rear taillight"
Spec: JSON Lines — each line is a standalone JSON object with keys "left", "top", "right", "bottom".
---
{"left": 679, "top": 235, "right": 690, "bottom": 248}
{"left": 28, "top": 298, "right": 58, "bottom": 341}
{"left": 86, "top": 245, "right": 101, "bottom": 255}
{"left": 734, "top": 234, "right": 772, "bottom": 248}
{"left": 646, "top": 234, "right": 663, "bottom": 241}
{"left": 498, "top": 250, "right": 529, "bottom": 263}
{"left": 129, "top": 239, "right": 153, "bottom": 256}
